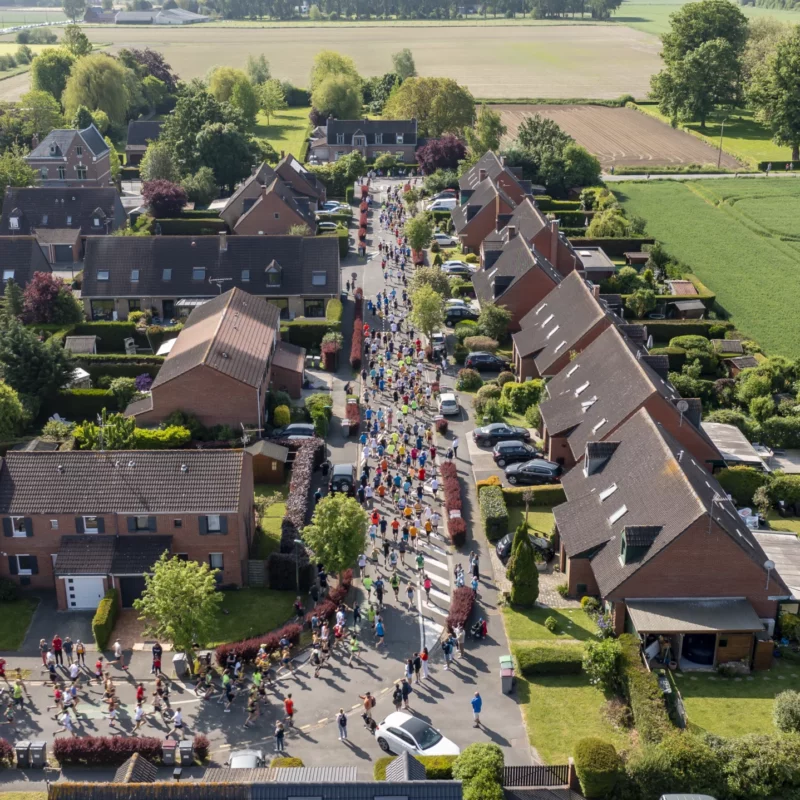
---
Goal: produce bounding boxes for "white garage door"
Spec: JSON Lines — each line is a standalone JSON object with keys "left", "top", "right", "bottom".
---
{"left": 65, "top": 577, "right": 105, "bottom": 610}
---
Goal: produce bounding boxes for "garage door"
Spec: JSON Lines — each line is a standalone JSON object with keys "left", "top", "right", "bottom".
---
{"left": 65, "top": 576, "right": 105, "bottom": 610}
{"left": 119, "top": 576, "right": 146, "bottom": 608}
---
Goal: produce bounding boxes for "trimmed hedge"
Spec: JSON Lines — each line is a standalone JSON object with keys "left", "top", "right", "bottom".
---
{"left": 350, "top": 293, "right": 364, "bottom": 370}
{"left": 375, "top": 755, "right": 457, "bottom": 780}
{"left": 447, "top": 585, "right": 475, "bottom": 633}
{"left": 156, "top": 218, "right": 228, "bottom": 235}
{"left": 53, "top": 735, "right": 161, "bottom": 766}
{"left": 512, "top": 641, "right": 583, "bottom": 676}
{"left": 567, "top": 237, "right": 655, "bottom": 258}
{"left": 716, "top": 465, "right": 768, "bottom": 506}
{"left": 77, "top": 353, "right": 165, "bottom": 365}
{"left": 629, "top": 319, "right": 734, "bottom": 342}
{"left": 479, "top": 485, "right": 509, "bottom": 542}
{"left": 502, "top": 485, "right": 565, "bottom": 506}
{"left": 440, "top": 461, "right": 466, "bottom": 546}
{"left": 92, "top": 589, "right": 119, "bottom": 651}
{"left": 758, "top": 160, "right": 800, "bottom": 171}
{"left": 574, "top": 738, "right": 621, "bottom": 799}
{"left": 46, "top": 389, "right": 117, "bottom": 421}
{"left": 325, "top": 298, "right": 343, "bottom": 323}
{"left": 72, "top": 322, "right": 140, "bottom": 353}
{"left": 120, "top": 166, "right": 140, "bottom": 181}
{"left": 281, "top": 318, "right": 339, "bottom": 350}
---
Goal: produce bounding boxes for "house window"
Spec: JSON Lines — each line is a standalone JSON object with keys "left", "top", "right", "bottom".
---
{"left": 40, "top": 169, "right": 48, "bottom": 179}
{"left": 267, "top": 270, "right": 281, "bottom": 286}
{"left": 76, "top": 146, "right": 83, "bottom": 156}
{"left": 376, "top": 133, "right": 383, "bottom": 145}
{"left": 241, "top": 269, "right": 250, "bottom": 282}
{"left": 41, "top": 215, "right": 48, "bottom": 225}
{"left": 57, "top": 167, "right": 66, "bottom": 180}
{"left": 91, "top": 300, "right": 114, "bottom": 320}
{"left": 173, "top": 519, "right": 183, "bottom": 528}
{"left": 97, "top": 270, "right": 110, "bottom": 281}
{"left": 66, "top": 216, "right": 72, "bottom": 225}
{"left": 135, "top": 516, "right": 150, "bottom": 531}
{"left": 192, "top": 267, "right": 205, "bottom": 281}
{"left": 396, "top": 134, "right": 404, "bottom": 144}
{"left": 268, "top": 298, "right": 289, "bottom": 319}
{"left": 130, "top": 269, "right": 139, "bottom": 282}
{"left": 304, "top": 299, "right": 325, "bottom": 318}
{"left": 353, "top": 135, "right": 366, "bottom": 147}
{"left": 163, "top": 268, "right": 172, "bottom": 282}
{"left": 274, "top": 213, "right": 280, "bottom": 220}
{"left": 2, "top": 270, "right": 14, "bottom": 282}
{"left": 209, "top": 552, "right": 224, "bottom": 570}
{"left": 50, "top": 520, "right": 58, "bottom": 530}
{"left": 12, "top": 555, "right": 34, "bottom": 576}
{"left": 311, "top": 271, "right": 327, "bottom": 287}
{"left": 207, "top": 515, "right": 222, "bottom": 533}
{"left": 76, "top": 167, "right": 87, "bottom": 180}
{"left": 128, "top": 299, "right": 141, "bottom": 313}
{"left": 10, "top": 517, "right": 27, "bottom": 538}
{"left": 8, "top": 217, "right": 19, "bottom": 230}
{"left": 336, "top": 133, "right": 344, "bottom": 144}
{"left": 83, "top": 516, "right": 99, "bottom": 534}
{"left": 93, "top": 218, "right": 100, "bottom": 227}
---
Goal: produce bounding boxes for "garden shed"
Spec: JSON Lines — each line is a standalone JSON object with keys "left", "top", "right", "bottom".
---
{"left": 246, "top": 440, "right": 289, "bottom": 484}
{"left": 64, "top": 336, "right": 98, "bottom": 355}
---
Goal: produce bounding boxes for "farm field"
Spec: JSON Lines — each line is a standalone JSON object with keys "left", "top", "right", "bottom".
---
{"left": 616, "top": 178, "right": 800, "bottom": 358}
{"left": 0, "top": 23, "right": 661, "bottom": 100}
{"left": 495, "top": 103, "right": 742, "bottom": 169}
{"left": 0, "top": 7, "right": 66, "bottom": 24}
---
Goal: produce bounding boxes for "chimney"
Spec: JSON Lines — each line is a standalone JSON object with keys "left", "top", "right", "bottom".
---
{"left": 499, "top": 154, "right": 505, "bottom": 166}
{"left": 584, "top": 441, "right": 619, "bottom": 476}
{"left": 507, "top": 225, "right": 517, "bottom": 241}
{"left": 219, "top": 231, "right": 227, "bottom": 253}
{"left": 31, "top": 133, "right": 39, "bottom": 149}
{"left": 478, "top": 168, "right": 487, "bottom": 183}
{"left": 591, "top": 283, "right": 600, "bottom": 299}
{"left": 550, "top": 217, "right": 560, "bottom": 264}
{"left": 641, "top": 354, "right": 670, "bottom": 381}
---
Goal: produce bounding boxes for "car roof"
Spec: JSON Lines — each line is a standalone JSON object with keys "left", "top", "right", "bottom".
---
{"left": 469, "top": 351, "right": 495, "bottom": 357}
{"left": 496, "top": 440, "right": 529, "bottom": 449}
{"left": 332, "top": 463, "right": 354, "bottom": 475}
{"left": 440, "top": 392, "right": 456, "bottom": 401}
{"left": 399, "top": 715, "right": 432, "bottom": 738}
{"left": 286, "top": 423, "right": 314, "bottom": 430}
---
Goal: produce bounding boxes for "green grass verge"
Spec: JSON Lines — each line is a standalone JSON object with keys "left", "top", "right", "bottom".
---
{"left": 678, "top": 655, "right": 800, "bottom": 738}
{"left": 0, "top": 597, "right": 39, "bottom": 650}
{"left": 504, "top": 605, "right": 598, "bottom": 642}
{"left": 616, "top": 179, "right": 800, "bottom": 358}
{"left": 767, "top": 510, "right": 800, "bottom": 536}
{"left": 207, "top": 588, "right": 296, "bottom": 646}
{"left": 254, "top": 107, "right": 312, "bottom": 160}
{"left": 253, "top": 482, "right": 289, "bottom": 559}
{"left": 508, "top": 505, "right": 555, "bottom": 537}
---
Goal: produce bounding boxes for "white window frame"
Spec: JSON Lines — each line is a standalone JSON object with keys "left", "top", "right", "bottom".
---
{"left": 66, "top": 216, "right": 72, "bottom": 225}
{"left": 10, "top": 516, "right": 27, "bottom": 538}
{"left": 83, "top": 515, "right": 99, "bottom": 534}
{"left": 57, "top": 167, "right": 66, "bottom": 180}
{"left": 131, "top": 269, "right": 139, "bottom": 282}
{"left": 311, "top": 271, "right": 327, "bottom": 286}
{"left": 50, "top": 520, "right": 59, "bottom": 530}
{"left": 76, "top": 167, "right": 87, "bottom": 180}
{"left": 97, "top": 270, "right": 110, "bottom": 281}
{"left": 93, "top": 218, "right": 100, "bottom": 227}
{"left": 241, "top": 269, "right": 250, "bottom": 282}
{"left": 163, "top": 268, "right": 172, "bottom": 281}
{"left": 135, "top": 515, "right": 149, "bottom": 531}
{"left": 209, "top": 552, "right": 224, "bottom": 570}
{"left": 2, "top": 270, "right": 14, "bottom": 282}
{"left": 207, "top": 515, "right": 222, "bottom": 533}
{"left": 41, "top": 214, "right": 48, "bottom": 225}
{"left": 14, "top": 554, "right": 33, "bottom": 576}
{"left": 8, "top": 217, "right": 19, "bottom": 230}
{"left": 396, "top": 133, "right": 404, "bottom": 144}
{"left": 336, "top": 133, "right": 344, "bottom": 144}
{"left": 76, "top": 145, "right": 83, "bottom": 156}
{"left": 375, "top": 133, "right": 383, "bottom": 145}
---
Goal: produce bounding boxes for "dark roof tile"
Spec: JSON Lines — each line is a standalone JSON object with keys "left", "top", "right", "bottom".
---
{"left": 54, "top": 536, "right": 115, "bottom": 576}
{"left": 0, "top": 236, "right": 52, "bottom": 288}
{"left": 126, "top": 120, "right": 163, "bottom": 149}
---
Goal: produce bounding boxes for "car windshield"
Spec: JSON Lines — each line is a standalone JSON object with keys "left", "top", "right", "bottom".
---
{"left": 402, "top": 720, "right": 443, "bottom": 750}
{"left": 333, "top": 465, "right": 352, "bottom": 478}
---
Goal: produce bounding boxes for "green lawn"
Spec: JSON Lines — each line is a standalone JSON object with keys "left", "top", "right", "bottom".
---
{"left": 252, "top": 483, "right": 289, "bottom": 559}
{"left": 617, "top": 179, "right": 800, "bottom": 358}
{"left": 767, "top": 510, "right": 800, "bottom": 536}
{"left": 508, "top": 505, "right": 555, "bottom": 538}
{"left": 208, "top": 587, "right": 296, "bottom": 646}
{"left": 504, "top": 605, "right": 598, "bottom": 642}
{"left": 253, "top": 107, "right": 312, "bottom": 160}
{"left": 0, "top": 598, "right": 39, "bottom": 650}
{"left": 520, "top": 674, "right": 633, "bottom": 763}
{"left": 677, "top": 655, "right": 800, "bottom": 738}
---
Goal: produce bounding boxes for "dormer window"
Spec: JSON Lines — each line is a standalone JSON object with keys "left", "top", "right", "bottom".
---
{"left": 131, "top": 269, "right": 139, "bottom": 282}
{"left": 266, "top": 261, "right": 281, "bottom": 286}
{"left": 336, "top": 133, "right": 345, "bottom": 144}
{"left": 192, "top": 267, "right": 205, "bottom": 281}
{"left": 376, "top": 133, "right": 383, "bottom": 145}
{"left": 396, "top": 133, "right": 404, "bottom": 144}
{"left": 8, "top": 216, "right": 19, "bottom": 229}
{"left": 353, "top": 135, "right": 366, "bottom": 147}
{"left": 97, "top": 270, "right": 110, "bottom": 281}
{"left": 162, "top": 268, "right": 172, "bottom": 281}
{"left": 49, "top": 144, "right": 56, "bottom": 154}
{"left": 76, "top": 145, "right": 83, "bottom": 156}
{"left": 66, "top": 216, "right": 72, "bottom": 225}
{"left": 241, "top": 269, "right": 250, "bottom": 282}
{"left": 93, "top": 218, "right": 100, "bottom": 227}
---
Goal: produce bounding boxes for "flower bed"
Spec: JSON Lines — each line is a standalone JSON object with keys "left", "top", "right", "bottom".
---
{"left": 439, "top": 461, "right": 466, "bottom": 546}
{"left": 447, "top": 586, "right": 475, "bottom": 633}
{"left": 345, "top": 397, "right": 360, "bottom": 435}
{"left": 53, "top": 736, "right": 162, "bottom": 766}
{"left": 350, "top": 293, "right": 364, "bottom": 370}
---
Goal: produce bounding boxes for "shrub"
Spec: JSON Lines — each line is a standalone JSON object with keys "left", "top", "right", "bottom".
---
{"left": 435, "top": 418, "right": 449, "bottom": 435}
{"left": 718, "top": 732, "right": 800, "bottom": 800}
{"left": 583, "top": 638, "right": 624, "bottom": 695}
{"left": 463, "top": 335, "right": 499, "bottom": 353}
{"left": 271, "top": 757, "right": 304, "bottom": 767}
{"left": 0, "top": 578, "right": 19, "bottom": 602}
{"left": 512, "top": 642, "right": 583, "bottom": 676}
{"left": 0, "top": 738, "right": 12, "bottom": 766}
{"left": 544, "top": 616, "right": 557, "bottom": 632}
{"left": 345, "top": 397, "right": 360, "bottom": 433}
{"left": 479, "top": 485, "right": 508, "bottom": 542}
{"left": 447, "top": 586, "right": 475, "bottom": 633}
{"left": 525, "top": 404, "right": 541, "bottom": 430}
{"left": 326, "top": 298, "right": 343, "bottom": 322}
{"left": 273, "top": 405, "right": 291, "bottom": 428}
{"left": 350, "top": 294, "right": 364, "bottom": 370}
{"left": 474, "top": 383, "right": 502, "bottom": 415}
{"left": 133, "top": 426, "right": 191, "bottom": 450}
{"left": 574, "top": 738, "right": 621, "bottom": 799}
{"left": 192, "top": 734, "right": 209, "bottom": 762}
{"left": 453, "top": 743, "right": 504, "bottom": 784}
{"left": 503, "top": 485, "right": 566, "bottom": 506}
{"left": 497, "top": 370, "right": 515, "bottom": 387}
{"left": 716, "top": 466, "right": 769, "bottom": 506}
{"left": 464, "top": 770, "right": 504, "bottom": 800}
{"left": 502, "top": 380, "right": 544, "bottom": 413}
{"left": 440, "top": 461, "right": 462, "bottom": 512}
{"left": 215, "top": 621, "right": 303, "bottom": 666}
{"left": 455, "top": 320, "right": 480, "bottom": 342}
{"left": 456, "top": 368, "right": 483, "bottom": 391}
{"left": 53, "top": 736, "right": 162, "bottom": 766}
{"left": 305, "top": 394, "right": 333, "bottom": 420}
{"left": 556, "top": 582, "right": 569, "bottom": 597}
{"left": 581, "top": 596, "right": 600, "bottom": 613}
{"left": 92, "top": 589, "right": 118, "bottom": 650}
{"left": 465, "top": 253, "right": 479, "bottom": 264}
{"left": 375, "top": 755, "right": 456, "bottom": 780}
{"left": 774, "top": 690, "right": 800, "bottom": 733}
{"left": 648, "top": 346, "right": 686, "bottom": 372}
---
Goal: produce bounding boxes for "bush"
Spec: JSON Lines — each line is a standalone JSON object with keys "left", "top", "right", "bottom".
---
{"left": 474, "top": 383, "right": 502, "bottom": 415}
{"left": 502, "top": 485, "right": 566, "bottom": 506}
{"left": 435, "top": 417, "right": 449, "bottom": 435}
{"left": 457, "top": 368, "right": 483, "bottom": 391}
{"left": 447, "top": 586, "right": 475, "bottom": 633}
{"left": 133, "top": 426, "right": 191, "bottom": 450}
{"left": 455, "top": 320, "right": 480, "bottom": 342}
{"left": 648, "top": 346, "right": 687, "bottom": 372}
{"left": 281, "top": 318, "right": 340, "bottom": 350}
{"left": 479, "top": 485, "right": 509, "bottom": 542}
{"left": 583, "top": 638, "right": 624, "bottom": 694}
{"left": 463, "top": 770, "right": 504, "bottom": 800}
{"left": 215, "top": 621, "right": 303, "bottom": 666}
{"left": 345, "top": 397, "right": 360, "bottom": 433}
{"left": 193, "top": 734, "right": 209, "bottom": 762}
{"left": 0, "top": 578, "right": 19, "bottom": 602}
{"left": 53, "top": 736, "right": 162, "bottom": 766}
{"left": 0, "top": 738, "right": 12, "bottom": 767}
{"left": 718, "top": 732, "right": 800, "bottom": 800}
{"left": 453, "top": 743, "right": 504, "bottom": 784}
{"left": 91, "top": 589, "right": 118, "bottom": 650}
{"left": 463, "top": 335, "right": 499, "bottom": 353}
{"left": 581, "top": 596, "right": 600, "bottom": 613}
{"left": 544, "top": 616, "right": 557, "bottom": 632}
{"left": 497, "top": 370, "right": 515, "bottom": 387}
{"left": 273, "top": 405, "right": 291, "bottom": 428}
{"left": 502, "top": 380, "right": 544, "bottom": 414}
{"left": 305, "top": 394, "right": 333, "bottom": 420}
{"left": 525, "top": 404, "right": 542, "bottom": 430}
{"left": 326, "top": 298, "right": 343, "bottom": 322}
{"left": 375, "top": 755, "right": 456, "bottom": 780}
{"left": 512, "top": 641, "right": 583, "bottom": 676}
{"left": 574, "top": 738, "right": 621, "bottom": 799}
{"left": 716, "top": 466, "right": 769, "bottom": 506}
{"left": 774, "top": 690, "right": 800, "bottom": 733}
{"left": 271, "top": 757, "right": 304, "bottom": 767}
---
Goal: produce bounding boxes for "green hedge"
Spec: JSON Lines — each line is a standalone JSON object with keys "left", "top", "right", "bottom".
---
{"left": 533, "top": 196, "right": 582, "bottom": 211}
{"left": 322, "top": 228, "right": 349, "bottom": 258}
{"left": 281, "top": 318, "right": 340, "bottom": 350}
{"left": 574, "top": 738, "right": 621, "bottom": 799}
{"left": 72, "top": 322, "right": 140, "bottom": 353}
{"left": 374, "top": 755, "right": 457, "bottom": 781}
{"left": 512, "top": 641, "right": 583, "bottom": 676}
{"left": 630, "top": 319, "right": 734, "bottom": 342}
{"left": 177, "top": 209, "right": 224, "bottom": 219}
{"left": 553, "top": 210, "right": 591, "bottom": 225}
{"left": 647, "top": 346, "right": 686, "bottom": 372}
{"left": 77, "top": 354, "right": 165, "bottom": 365}
{"left": 145, "top": 325, "right": 183, "bottom": 353}
{"left": 92, "top": 589, "right": 119, "bottom": 650}
{"left": 26, "top": 323, "right": 76, "bottom": 344}
{"left": 716, "top": 466, "right": 768, "bottom": 506}
{"left": 479, "top": 484, "right": 508, "bottom": 542}
{"left": 270, "top": 756, "right": 304, "bottom": 767}
{"left": 758, "top": 160, "right": 800, "bottom": 171}
{"left": 316, "top": 212, "right": 352, "bottom": 224}
{"left": 325, "top": 298, "right": 343, "bottom": 322}
{"left": 45, "top": 389, "right": 117, "bottom": 421}
{"left": 502, "top": 485, "right": 565, "bottom": 506}
{"left": 156, "top": 218, "right": 228, "bottom": 235}
{"left": 81, "top": 362, "right": 162, "bottom": 382}
{"left": 567, "top": 237, "right": 656, "bottom": 258}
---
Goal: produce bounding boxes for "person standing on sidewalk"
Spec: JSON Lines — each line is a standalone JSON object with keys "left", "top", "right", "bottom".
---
{"left": 471, "top": 692, "right": 483, "bottom": 728}
{"left": 412, "top": 652, "right": 422, "bottom": 684}
{"left": 337, "top": 708, "right": 348, "bottom": 741}
{"left": 75, "top": 640, "right": 86, "bottom": 667}
{"left": 455, "top": 624, "right": 466, "bottom": 657}
{"left": 52, "top": 634, "right": 63, "bottom": 666}
{"left": 274, "top": 721, "right": 286, "bottom": 752}
{"left": 63, "top": 636, "right": 74, "bottom": 666}
{"left": 453, "top": 436, "right": 460, "bottom": 459}
{"left": 421, "top": 646, "right": 430, "bottom": 679}
{"left": 442, "top": 636, "right": 454, "bottom": 670}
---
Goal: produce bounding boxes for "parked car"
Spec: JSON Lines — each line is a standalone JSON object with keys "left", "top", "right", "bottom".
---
{"left": 442, "top": 263, "right": 475, "bottom": 277}
{"left": 495, "top": 532, "right": 554, "bottom": 563}
{"left": 320, "top": 201, "right": 348, "bottom": 212}
{"left": 375, "top": 712, "right": 460, "bottom": 757}
{"left": 445, "top": 298, "right": 468, "bottom": 308}
{"left": 430, "top": 331, "right": 447, "bottom": 357}
{"left": 445, "top": 306, "right": 479, "bottom": 326}
{"left": 472, "top": 422, "right": 531, "bottom": 447}
{"left": 438, "top": 392, "right": 459, "bottom": 416}
{"left": 270, "top": 423, "right": 315, "bottom": 439}
{"left": 442, "top": 260, "right": 476, "bottom": 272}
{"left": 329, "top": 463, "right": 356, "bottom": 495}
{"left": 492, "top": 440, "right": 540, "bottom": 467}
{"left": 317, "top": 221, "right": 341, "bottom": 232}
{"left": 226, "top": 749, "right": 265, "bottom": 768}
{"left": 505, "top": 459, "right": 562, "bottom": 486}
{"left": 464, "top": 352, "right": 511, "bottom": 372}
{"left": 431, "top": 231, "right": 457, "bottom": 247}
{"left": 426, "top": 198, "right": 457, "bottom": 212}
{"left": 429, "top": 189, "right": 457, "bottom": 201}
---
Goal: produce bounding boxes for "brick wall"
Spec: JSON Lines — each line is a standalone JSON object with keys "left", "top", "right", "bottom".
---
{"left": 499, "top": 266, "right": 560, "bottom": 333}
{"left": 232, "top": 192, "right": 307, "bottom": 236}
{"left": 566, "top": 555, "right": 599, "bottom": 597}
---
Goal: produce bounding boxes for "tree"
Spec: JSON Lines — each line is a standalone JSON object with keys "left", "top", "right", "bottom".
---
{"left": 71, "top": 104, "right": 93, "bottom": 129}
{"left": 102, "top": 0, "right": 113, "bottom": 9}
{"left": 411, "top": 266, "right": 451, "bottom": 297}
{"left": 195, "top": 122, "right": 254, "bottom": 193}
{"left": 625, "top": 288, "right": 657, "bottom": 319}
{"left": 743, "top": 18, "right": 790, "bottom": 85}
{"left": 0, "top": 381, "right": 25, "bottom": 441}
{"left": 118, "top": 47, "right": 177, "bottom": 91}
{"left": 410, "top": 284, "right": 446, "bottom": 344}
{"left": 15, "top": 45, "right": 33, "bottom": 65}
{"left": 62, "top": 0, "right": 87, "bottom": 22}
{"left": 509, "top": 533, "right": 538, "bottom": 605}
{"left": 62, "top": 25, "right": 92, "bottom": 57}
{"left": 563, "top": 143, "right": 601, "bottom": 188}
{"left": 74, "top": 410, "right": 136, "bottom": 449}
{"left": 416, "top": 136, "right": 467, "bottom": 173}
{"left": 404, "top": 213, "right": 434, "bottom": 252}
{"left": 478, "top": 302, "right": 512, "bottom": 341}
{"left": 30, "top": 48, "right": 75, "bottom": 103}
{"left": 311, "top": 74, "right": 363, "bottom": 121}
{"left": 62, "top": 53, "right": 136, "bottom": 127}
{"left": 0, "top": 147, "right": 35, "bottom": 214}
{"left": 660, "top": 0, "right": 748, "bottom": 65}
{"left": 22, "top": 271, "right": 83, "bottom": 324}
{"left": 133, "top": 552, "right": 223, "bottom": 665}
{"left": 516, "top": 113, "right": 571, "bottom": 156}
{"left": 259, "top": 78, "right": 287, "bottom": 124}
{"left": 92, "top": 109, "right": 109, "bottom": 134}
{"left": 505, "top": 520, "right": 530, "bottom": 582}
{"left": 245, "top": 53, "right": 271, "bottom": 85}
{"left": 208, "top": 66, "right": 250, "bottom": 103}
{"left": 230, "top": 77, "right": 259, "bottom": 128}
{"left": 309, "top": 50, "right": 360, "bottom": 92}
{"left": 110, "top": 377, "right": 138, "bottom": 408}
{"left": 749, "top": 26, "right": 800, "bottom": 161}
{"left": 181, "top": 167, "right": 218, "bottom": 206}
{"left": 374, "top": 153, "right": 396, "bottom": 171}
{"left": 301, "top": 494, "right": 367, "bottom": 576}
{"left": 464, "top": 103, "right": 507, "bottom": 158}
{"left": 392, "top": 48, "right": 417, "bottom": 80}
{"left": 142, "top": 180, "right": 187, "bottom": 217}
{"left": 384, "top": 77, "right": 475, "bottom": 137}
{"left": 587, "top": 207, "right": 630, "bottom": 238}
{"left": 774, "top": 689, "right": 800, "bottom": 733}
{"left": 140, "top": 140, "right": 180, "bottom": 183}
{"left": 142, "top": 75, "right": 167, "bottom": 112}
{"left": 0, "top": 318, "right": 74, "bottom": 402}
{"left": 3, "top": 279, "right": 24, "bottom": 320}
{"left": 19, "top": 90, "right": 63, "bottom": 140}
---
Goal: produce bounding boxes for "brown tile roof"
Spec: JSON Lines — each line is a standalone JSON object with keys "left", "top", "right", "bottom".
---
{"left": 0, "top": 450, "right": 246, "bottom": 514}
{"left": 54, "top": 536, "right": 115, "bottom": 576}
{"left": 219, "top": 163, "right": 277, "bottom": 225}
{"left": 111, "top": 536, "right": 173, "bottom": 574}
{"left": 728, "top": 355, "right": 759, "bottom": 370}
{"left": 275, "top": 154, "right": 326, "bottom": 201}
{"left": 667, "top": 280, "right": 698, "bottom": 296}
{"left": 482, "top": 198, "right": 549, "bottom": 250}
{"left": 452, "top": 178, "right": 515, "bottom": 235}
{"left": 113, "top": 753, "right": 158, "bottom": 784}
{"left": 712, "top": 339, "right": 744, "bottom": 354}
{"left": 272, "top": 340, "right": 306, "bottom": 372}
{"left": 152, "top": 287, "right": 280, "bottom": 390}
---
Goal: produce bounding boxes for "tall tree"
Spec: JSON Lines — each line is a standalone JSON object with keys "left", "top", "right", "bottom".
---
{"left": 464, "top": 103, "right": 507, "bottom": 160}
{"left": 30, "top": 48, "right": 75, "bottom": 103}
{"left": 19, "top": 90, "right": 63, "bottom": 140}
{"left": 245, "top": 53, "right": 271, "bottom": 84}
{"left": 660, "top": 0, "right": 748, "bottom": 65}
{"left": 509, "top": 532, "right": 539, "bottom": 606}
{"left": 259, "top": 78, "right": 287, "bottom": 124}
{"left": 230, "top": 77, "right": 259, "bottom": 128}
{"left": 142, "top": 180, "right": 187, "bottom": 217}
{"left": 62, "top": 0, "right": 87, "bottom": 22}
{"left": 22, "top": 271, "right": 84, "bottom": 324}
{"left": 309, "top": 50, "right": 360, "bottom": 91}
{"left": 302, "top": 494, "right": 367, "bottom": 576}
{"left": 62, "top": 25, "right": 92, "bottom": 57}
{"left": 384, "top": 77, "right": 475, "bottom": 137}
{"left": 404, "top": 213, "right": 434, "bottom": 252}
{"left": 3, "top": 279, "right": 24, "bottom": 320}
{"left": 416, "top": 135, "right": 467, "bottom": 173}
{"left": 749, "top": 25, "right": 800, "bottom": 161}
{"left": 142, "top": 76, "right": 167, "bottom": 112}
{"left": 118, "top": 48, "right": 177, "bottom": 91}
{"left": 62, "top": 53, "right": 136, "bottom": 126}
{"left": 208, "top": 66, "right": 250, "bottom": 103}
{"left": 0, "top": 382, "right": 25, "bottom": 441}
{"left": 409, "top": 284, "right": 446, "bottom": 344}
{"left": 195, "top": 122, "right": 254, "bottom": 192}
{"left": 140, "top": 140, "right": 180, "bottom": 183}
{"left": 743, "top": 18, "right": 790, "bottom": 85}
{"left": 0, "top": 147, "right": 36, "bottom": 213}
{"left": 391, "top": 48, "right": 417, "bottom": 80}
{"left": 311, "top": 73, "right": 363, "bottom": 120}
{"left": 71, "top": 105, "right": 94, "bottom": 129}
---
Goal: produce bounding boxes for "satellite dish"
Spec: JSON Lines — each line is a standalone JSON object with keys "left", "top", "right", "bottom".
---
{"left": 765, "top": 560, "right": 775, "bottom": 571}
{"left": 676, "top": 400, "right": 689, "bottom": 413}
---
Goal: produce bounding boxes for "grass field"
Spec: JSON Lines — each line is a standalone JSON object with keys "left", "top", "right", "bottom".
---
{"left": 208, "top": 587, "right": 295, "bottom": 646}
{"left": 617, "top": 178, "right": 800, "bottom": 357}
{"left": 504, "top": 605, "right": 598, "bottom": 642}
{"left": 252, "top": 482, "right": 289, "bottom": 560}
{"left": 0, "top": 597, "right": 39, "bottom": 650}
{"left": 254, "top": 107, "right": 311, "bottom": 160}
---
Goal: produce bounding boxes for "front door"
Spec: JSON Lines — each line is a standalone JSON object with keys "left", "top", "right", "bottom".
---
{"left": 64, "top": 576, "right": 105, "bottom": 610}
{"left": 162, "top": 300, "right": 175, "bottom": 319}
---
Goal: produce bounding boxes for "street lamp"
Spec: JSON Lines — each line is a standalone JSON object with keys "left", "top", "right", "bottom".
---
{"left": 717, "top": 116, "right": 729, "bottom": 169}
{"left": 294, "top": 539, "right": 304, "bottom": 592}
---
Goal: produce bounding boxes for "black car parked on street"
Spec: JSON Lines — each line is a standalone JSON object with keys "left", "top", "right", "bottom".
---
{"left": 492, "top": 440, "right": 541, "bottom": 467}
{"left": 472, "top": 423, "right": 531, "bottom": 447}
{"left": 464, "top": 352, "right": 512, "bottom": 372}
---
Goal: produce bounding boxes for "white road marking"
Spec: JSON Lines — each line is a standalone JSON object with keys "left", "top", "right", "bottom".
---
{"left": 429, "top": 587, "right": 451, "bottom": 603}
{"left": 426, "top": 571, "right": 450, "bottom": 589}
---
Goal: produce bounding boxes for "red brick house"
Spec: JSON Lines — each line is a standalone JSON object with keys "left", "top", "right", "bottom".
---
{"left": 0, "top": 449, "right": 254, "bottom": 610}
{"left": 472, "top": 235, "right": 562, "bottom": 332}
{"left": 554, "top": 408, "right": 787, "bottom": 668}
{"left": 221, "top": 176, "right": 317, "bottom": 236}
{"left": 26, "top": 125, "right": 112, "bottom": 188}
{"left": 539, "top": 325, "right": 722, "bottom": 471}
{"left": 310, "top": 118, "right": 418, "bottom": 164}
{"left": 451, "top": 178, "right": 517, "bottom": 253}
{"left": 512, "top": 272, "right": 614, "bottom": 380}
{"left": 127, "top": 287, "right": 304, "bottom": 429}
{"left": 459, "top": 151, "right": 532, "bottom": 207}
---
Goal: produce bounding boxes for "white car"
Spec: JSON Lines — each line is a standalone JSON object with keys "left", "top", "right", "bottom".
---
{"left": 442, "top": 260, "right": 476, "bottom": 272}
{"left": 432, "top": 232, "right": 457, "bottom": 247}
{"left": 375, "top": 712, "right": 461, "bottom": 757}
{"left": 439, "top": 392, "right": 459, "bottom": 416}
{"left": 317, "top": 221, "right": 341, "bottom": 231}
{"left": 320, "top": 202, "right": 348, "bottom": 213}
{"left": 426, "top": 198, "right": 457, "bottom": 212}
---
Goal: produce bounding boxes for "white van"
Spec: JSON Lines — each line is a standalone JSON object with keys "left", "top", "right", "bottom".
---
{"left": 426, "top": 197, "right": 458, "bottom": 212}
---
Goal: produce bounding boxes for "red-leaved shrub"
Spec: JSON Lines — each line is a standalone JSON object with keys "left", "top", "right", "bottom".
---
{"left": 193, "top": 734, "right": 209, "bottom": 762}
{"left": 345, "top": 398, "right": 360, "bottom": 434}
{"left": 447, "top": 586, "right": 475, "bottom": 633}
{"left": 322, "top": 341, "right": 337, "bottom": 371}
{"left": 0, "top": 738, "right": 13, "bottom": 766}
{"left": 53, "top": 736, "right": 162, "bottom": 766}
{"left": 448, "top": 516, "right": 466, "bottom": 548}
{"left": 435, "top": 418, "right": 448, "bottom": 434}
{"left": 215, "top": 622, "right": 303, "bottom": 666}
{"left": 350, "top": 294, "right": 364, "bottom": 370}
{"left": 440, "top": 461, "right": 462, "bottom": 513}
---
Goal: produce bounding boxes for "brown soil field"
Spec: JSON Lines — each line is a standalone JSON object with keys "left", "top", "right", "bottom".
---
{"left": 0, "top": 23, "right": 660, "bottom": 101}
{"left": 496, "top": 104, "right": 743, "bottom": 169}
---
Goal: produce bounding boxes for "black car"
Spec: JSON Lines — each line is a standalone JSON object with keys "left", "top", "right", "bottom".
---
{"left": 464, "top": 351, "right": 512, "bottom": 372}
{"left": 505, "top": 459, "right": 562, "bottom": 486}
{"left": 329, "top": 463, "right": 356, "bottom": 495}
{"left": 445, "top": 306, "right": 479, "bottom": 327}
{"left": 492, "top": 440, "right": 540, "bottom": 467}
{"left": 495, "top": 532, "right": 554, "bottom": 563}
{"left": 472, "top": 423, "right": 531, "bottom": 447}
{"left": 270, "top": 423, "right": 315, "bottom": 439}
